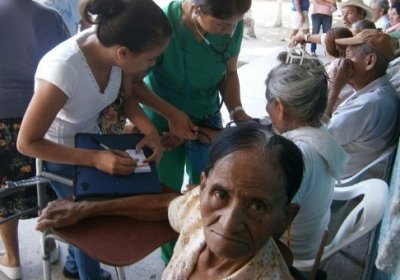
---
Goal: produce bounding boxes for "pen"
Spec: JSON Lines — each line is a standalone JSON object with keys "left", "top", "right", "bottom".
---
{"left": 90, "top": 136, "right": 114, "bottom": 151}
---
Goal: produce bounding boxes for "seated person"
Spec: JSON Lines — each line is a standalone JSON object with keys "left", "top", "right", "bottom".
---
{"left": 326, "top": 29, "right": 400, "bottom": 178}
{"left": 371, "top": 0, "right": 391, "bottom": 31}
{"left": 386, "top": 2, "right": 400, "bottom": 33}
{"left": 264, "top": 57, "right": 348, "bottom": 261}
{"left": 35, "top": 124, "right": 304, "bottom": 279}
{"left": 351, "top": 19, "right": 376, "bottom": 34}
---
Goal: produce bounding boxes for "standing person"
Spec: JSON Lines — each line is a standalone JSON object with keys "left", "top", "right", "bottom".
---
{"left": 0, "top": 0, "right": 69, "bottom": 279}
{"left": 290, "top": 0, "right": 310, "bottom": 38}
{"left": 17, "top": 0, "right": 173, "bottom": 278}
{"left": 371, "top": 0, "right": 391, "bottom": 31}
{"left": 310, "top": 0, "right": 335, "bottom": 55}
{"left": 127, "top": 0, "right": 253, "bottom": 264}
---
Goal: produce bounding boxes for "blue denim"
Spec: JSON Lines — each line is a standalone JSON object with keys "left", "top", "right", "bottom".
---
{"left": 310, "top": 13, "right": 332, "bottom": 53}
{"left": 44, "top": 162, "right": 102, "bottom": 280}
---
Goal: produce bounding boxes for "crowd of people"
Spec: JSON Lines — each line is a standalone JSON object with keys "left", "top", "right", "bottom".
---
{"left": 1, "top": 0, "right": 400, "bottom": 279}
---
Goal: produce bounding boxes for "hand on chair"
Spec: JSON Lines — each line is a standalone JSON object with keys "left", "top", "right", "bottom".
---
{"left": 36, "top": 200, "right": 85, "bottom": 231}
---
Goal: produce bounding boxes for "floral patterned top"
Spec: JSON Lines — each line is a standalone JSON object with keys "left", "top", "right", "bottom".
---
{"left": 163, "top": 187, "right": 293, "bottom": 280}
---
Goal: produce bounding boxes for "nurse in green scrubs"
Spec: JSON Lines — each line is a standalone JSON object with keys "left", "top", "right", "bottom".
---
{"left": 131, "top": 0, "right": 252, "bottom": 262}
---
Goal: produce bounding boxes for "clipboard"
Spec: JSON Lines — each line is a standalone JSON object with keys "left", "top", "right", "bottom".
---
{"left": 73, "top": 133, "right": 160, "bottom": 201}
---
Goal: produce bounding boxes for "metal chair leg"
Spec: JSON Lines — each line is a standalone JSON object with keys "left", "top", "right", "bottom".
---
{"left": 115, "top": 267, "right": 126, "bottom": 280}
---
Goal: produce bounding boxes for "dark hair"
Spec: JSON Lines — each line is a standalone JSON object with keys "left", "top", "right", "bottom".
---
{"left": 192, "top": 0, "right": 251, "bottom": 19}
{"left": 392, "top": 2, "right": 400, "bottom": 15}
{"left": 352, "top": 19, "right": 376, "bottom": 33}
{"left": 80, "top": 0, "right": 172, "bottom": 53}
{"left": 204, "top": 123, "right": 304, "bottom": 203}
{"left": 325, "top": 27, "right": 353, "bottom": 58}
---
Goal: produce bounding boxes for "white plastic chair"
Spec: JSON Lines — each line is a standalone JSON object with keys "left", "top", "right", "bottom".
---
{"left": 293, "top": 179, "right": 389, "bottom": 274}
{"left": 338, "top": 144, "right": 397, "bottom": 186}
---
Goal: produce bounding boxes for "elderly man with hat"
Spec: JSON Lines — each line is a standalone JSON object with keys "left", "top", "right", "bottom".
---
{"left": 326, "top": 29, "right": 400, "bottom": 178}
{"left": 338, "top": 0, "right": 373, "bottom": 27}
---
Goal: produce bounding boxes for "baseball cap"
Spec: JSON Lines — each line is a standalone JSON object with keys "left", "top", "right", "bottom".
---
{"left": 335, "top": 29, "right": 394, "bottom": 60}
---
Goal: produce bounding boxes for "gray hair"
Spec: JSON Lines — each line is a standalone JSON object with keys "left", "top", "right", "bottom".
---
{"left": 372, "top": 0, "right": 390, "bottom": 14}
{"left": 356, "top": 43, "right": 390, "bottom": 77}
{"left": 265, "top": 58, "right": 328, "bottom": 126}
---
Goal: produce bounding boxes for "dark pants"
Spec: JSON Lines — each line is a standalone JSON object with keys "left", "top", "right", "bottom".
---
{"left": 311, "top": 13, "right": 332, "bottom": 53}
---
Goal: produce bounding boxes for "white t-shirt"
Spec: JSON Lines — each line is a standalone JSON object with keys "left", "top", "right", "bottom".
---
{"left": 35, "top": 30, "right": 122, "bottom": 147}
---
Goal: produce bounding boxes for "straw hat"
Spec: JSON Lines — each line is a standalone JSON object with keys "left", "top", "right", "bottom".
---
{"left": 337, "top": 0, "right": 373, "bottom": 20}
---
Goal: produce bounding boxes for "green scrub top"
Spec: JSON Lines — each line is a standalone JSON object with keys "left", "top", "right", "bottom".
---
{"left": 144, "top": 0, "right": 244, "bottom": 122}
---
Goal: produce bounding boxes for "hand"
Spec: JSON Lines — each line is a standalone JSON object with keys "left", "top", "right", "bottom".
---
{"left": 167, "top": 110, "right": 198, "bottom": 140}
{"left": 289, "top": 34, "right": 306, "bottom": 48}
{"left": 92, "top": 149, "right": 137, "bottom": 175}
{"left": 161, "top": 132, "right": 184, "bottom": 150}
{"left": 135, "top": 128, "right": 162, "bottom": 163}
{"left": 331, "top": 58, "right": 354, "bottom": 93}
{"left": 36, "top": 199, "right": 84, "bottom": 231}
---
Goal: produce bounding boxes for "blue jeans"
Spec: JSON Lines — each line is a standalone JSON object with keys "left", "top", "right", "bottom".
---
{"left": 44, "top": 162, "right": 102, "bottom": 280}
{"left": 311, "top": 13, "right": 332, "bottom": 53}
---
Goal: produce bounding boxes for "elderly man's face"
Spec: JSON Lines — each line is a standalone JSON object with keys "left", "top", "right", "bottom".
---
{"left": 343, "top": 6, "right": 364, "bottom": 27}
{"left": 371, "top": 3, "right": 383, "bottom": 22}
{"left": 199, "top": 150, "right": 288, "bottom": 260}
{"left": 345, "top": 44, "right": 370, "bottom": 83}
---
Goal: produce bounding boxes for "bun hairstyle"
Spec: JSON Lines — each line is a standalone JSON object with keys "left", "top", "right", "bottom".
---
{"left": 192, "top": 0, "right": 251, "bottom": 19}
{"left": 80, "top": 0, "right": 172, "bottom": 53}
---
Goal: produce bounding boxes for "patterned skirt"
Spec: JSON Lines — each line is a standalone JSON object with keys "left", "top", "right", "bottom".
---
{"left": 0, "top": 118, "right": 56, "bottom": 219}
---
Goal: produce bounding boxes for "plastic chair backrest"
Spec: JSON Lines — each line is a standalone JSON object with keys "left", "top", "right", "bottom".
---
{"left": 293, "top": 179, "right": 389, "bottom": 273}
{"left": 323, "top": 179, "right": 389, "bottom": 259}
{"left": 338, "top": 144, "right": 397, "bottom": 186}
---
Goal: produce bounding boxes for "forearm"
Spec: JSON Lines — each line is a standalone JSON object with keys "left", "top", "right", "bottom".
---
{"left": 124, "top": 94, "right": 159, "bottom": 136}
{"left": 326, "top": 84, "right": 341, "bottom": 118}
{"left": 79, "top": 193, "right": 180, "bottom": 221}
{"left": 131, "top": 81, "right": 179, "bottom": 122}
{"left": 17, "top": 137, "right": 98, "bottom": 167}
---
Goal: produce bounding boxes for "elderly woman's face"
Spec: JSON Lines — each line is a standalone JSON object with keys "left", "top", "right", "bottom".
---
{"left": 199, "top": 150, "right": 288, "bottom": 260}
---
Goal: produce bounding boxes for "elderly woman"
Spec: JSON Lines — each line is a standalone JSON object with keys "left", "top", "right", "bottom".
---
{"left": 264, "top": 58, "right": 348, "bottom": 262}
{"left": 36, "top": 124, "right": 303, "bottom": 279}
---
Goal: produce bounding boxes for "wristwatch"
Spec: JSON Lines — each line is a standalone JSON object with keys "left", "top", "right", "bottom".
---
{"left": 229, "top": 106, "right": 244, "bottom": 120}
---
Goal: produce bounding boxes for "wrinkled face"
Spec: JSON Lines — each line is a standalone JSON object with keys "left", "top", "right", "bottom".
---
{"left": 371, "top": 3, "right": 383, "bottom": 22}
{"left": 389, "top": 7, "right": 400, "bottom": 25}
{"left": 200, "top": 150, "right": 288, "bottom": 260}
{"left": 342, "top": 6, "right": 364, "bottom": 27}
{"left": 345, "top": 44, "right": 369, "bottom": 84}
{"left": 121, "top": 38, "right": 169, "bottom": 80}
{"left": 194, "top": 9, "right": 242, "bottom": 35}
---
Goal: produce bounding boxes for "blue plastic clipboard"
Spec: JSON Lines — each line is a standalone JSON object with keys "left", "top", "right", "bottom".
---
{"left": 73, "top": 133, "right": 160, "bottom": 201}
